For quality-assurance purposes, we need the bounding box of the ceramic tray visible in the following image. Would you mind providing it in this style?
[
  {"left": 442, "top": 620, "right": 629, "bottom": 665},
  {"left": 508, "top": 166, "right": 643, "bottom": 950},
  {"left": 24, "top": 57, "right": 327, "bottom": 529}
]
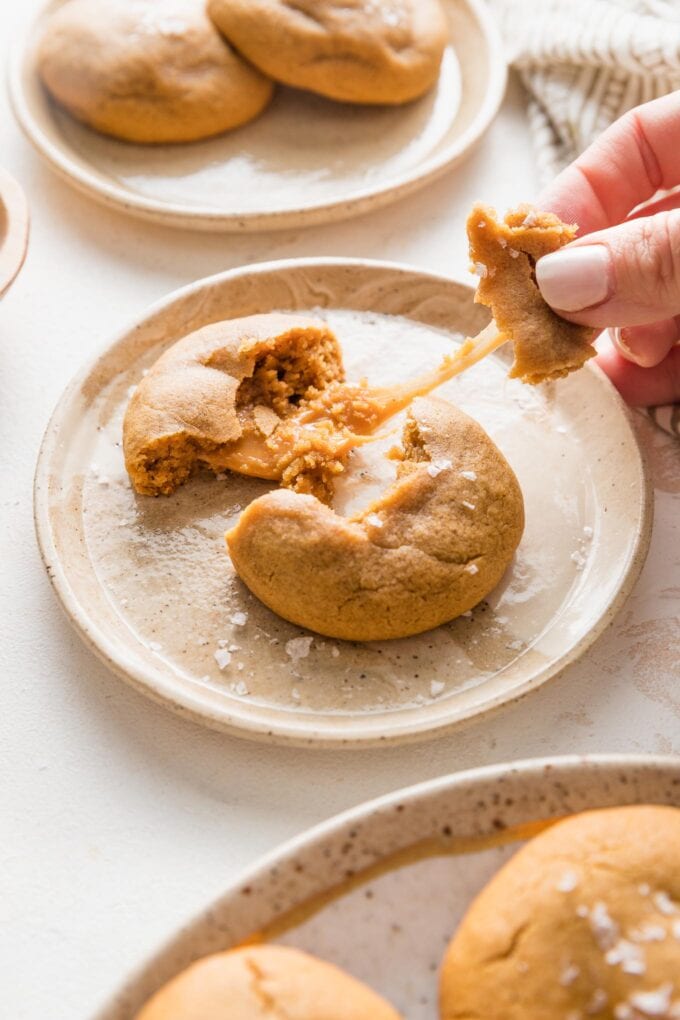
[
  {"left": 0, "top": 165, "right": 29, "bottom": 298},
  {"left": 10, "top": 0, "right": 506, "bottom": 231},
  {"left": 34, "top": 258, "right": 652, "bottom": 747},
  {"left": 92, "top": 754, "right": 680, "bottom": 1019}
]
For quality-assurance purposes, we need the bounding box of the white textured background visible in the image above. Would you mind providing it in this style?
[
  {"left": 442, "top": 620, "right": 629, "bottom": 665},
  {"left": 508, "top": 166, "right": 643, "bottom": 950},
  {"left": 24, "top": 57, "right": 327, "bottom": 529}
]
[{"left": 1, "top": 3, "right": 679, "bottom": 1018}]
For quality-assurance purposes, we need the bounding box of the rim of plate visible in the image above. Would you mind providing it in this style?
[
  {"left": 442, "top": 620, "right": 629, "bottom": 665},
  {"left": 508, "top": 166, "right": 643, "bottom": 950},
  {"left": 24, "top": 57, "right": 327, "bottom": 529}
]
[
  {"left": 0, "top": 165, "right": 29, "bottom": 298},
  {"left": 92, "top": 753, "right": 680, "bottom": 1020},
  {"left": 8, "top": 0, "right": 507, "bottom": 232},
  {"left": 33, "top": 258, "right": 654, "bottom": 747}
]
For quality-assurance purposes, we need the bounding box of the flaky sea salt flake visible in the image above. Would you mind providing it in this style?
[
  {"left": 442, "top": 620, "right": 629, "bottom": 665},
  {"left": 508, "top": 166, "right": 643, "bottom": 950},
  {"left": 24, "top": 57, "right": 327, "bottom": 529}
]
[
  {"left": 629, "top": 983, "right": 673, "bottom": 1016},
  {"left": 556, "top": 869, "right": 579, "bottom": 893},
  {"left": 605, "top": 938, "right": 645, "bottom": 974},
  {"left": 586, "top": 989, "right": 608, "bottom": 1015},
  {"left": 230, "top": 611, "right": 248, "bottom": 627},
  {"left": 214, "top": 648, "right": 232, "bottom": 670},
  {"left": 286, "top": 636, "right": 313, "bottom": 660},
  {"left": 427, "top": 458, "right": 452, "bottom": 478},
  {"left": 589, "top": 901, "right": 619, "bottom": 950},
  {"left": 653, "top": 891, "right": 678, "bottom": 916},
  {"left": 560, "top": 963, "right": 580, "bottom": 986}
]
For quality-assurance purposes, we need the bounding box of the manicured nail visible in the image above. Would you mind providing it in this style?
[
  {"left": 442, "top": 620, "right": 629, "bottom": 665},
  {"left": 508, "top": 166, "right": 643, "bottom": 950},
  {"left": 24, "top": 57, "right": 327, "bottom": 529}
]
[
  {"left": 536, "top": 245, "right": 613, "bottom": 312},
  {"left": 609, "top": 327, "right": 639, "bottom": 363}
]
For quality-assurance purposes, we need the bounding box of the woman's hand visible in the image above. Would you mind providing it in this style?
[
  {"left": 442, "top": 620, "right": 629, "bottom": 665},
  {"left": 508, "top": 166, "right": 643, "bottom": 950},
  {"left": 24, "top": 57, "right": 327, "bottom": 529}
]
[{"left": 534, "top": 90, "right": 680, "bottom": 406}]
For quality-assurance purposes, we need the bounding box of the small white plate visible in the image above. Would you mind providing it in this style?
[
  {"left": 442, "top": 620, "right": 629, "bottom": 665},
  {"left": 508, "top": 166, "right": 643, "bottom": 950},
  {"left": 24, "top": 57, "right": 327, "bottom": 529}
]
[
  {"left": 10, "top": 0, "right": 506, "bottom": 232},
  {"left": 34, "top": 259, "right": 652, "bottom": 747},
  {"left": 91, "top": 754, "right": 680, "bottom": 1020},
  {"left": 0, "top": 165, "right": 29, "bottom": 298}
]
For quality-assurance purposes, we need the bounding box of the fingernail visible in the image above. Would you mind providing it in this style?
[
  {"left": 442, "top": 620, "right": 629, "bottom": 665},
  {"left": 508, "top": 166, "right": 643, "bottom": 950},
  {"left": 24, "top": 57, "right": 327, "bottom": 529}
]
[
  {"left": 536, "top": 245, "right": 613, "bottom": 312},
  {"left": 609, "top": 327, "right": 642, "bottom": 364}
]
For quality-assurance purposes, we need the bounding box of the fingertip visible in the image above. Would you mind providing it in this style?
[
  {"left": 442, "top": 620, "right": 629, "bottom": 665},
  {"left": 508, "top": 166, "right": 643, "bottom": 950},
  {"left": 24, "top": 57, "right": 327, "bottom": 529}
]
[
  {"left": 609, "top": 321, "right": 680, "bottom": 368},
  {"left": 595, "top": 344, "right": 680, "bottom": 407}
]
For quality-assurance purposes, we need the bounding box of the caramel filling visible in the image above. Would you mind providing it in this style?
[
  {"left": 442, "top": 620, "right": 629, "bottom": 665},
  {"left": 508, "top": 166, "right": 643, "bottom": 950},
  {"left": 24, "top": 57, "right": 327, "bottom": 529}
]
[{"left": 211, "top": 323, "right": 505, "bottom": 499}]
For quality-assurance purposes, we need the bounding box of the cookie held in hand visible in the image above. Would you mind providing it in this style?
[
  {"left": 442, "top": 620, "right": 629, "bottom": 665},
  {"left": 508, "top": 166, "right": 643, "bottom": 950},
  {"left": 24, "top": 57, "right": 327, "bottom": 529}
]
[{"left": 467, "top": 204, "right": 597, "bottom": 384}]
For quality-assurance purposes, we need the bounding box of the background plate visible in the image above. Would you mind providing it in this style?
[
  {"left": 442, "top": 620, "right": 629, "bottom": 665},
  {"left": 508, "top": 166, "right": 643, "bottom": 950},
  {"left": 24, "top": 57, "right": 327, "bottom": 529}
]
[
  {"left": 92, "top": 754, "right": 680, "bottom": 1019},
  {"left": 10, "top": 0, "right": 506, "bottom": 231},
  {"left": 0, "top": 164, "right": 29, "bottom": 298},
  {"left": 34, "top": 259, "right": 652, "bottom": 747}
]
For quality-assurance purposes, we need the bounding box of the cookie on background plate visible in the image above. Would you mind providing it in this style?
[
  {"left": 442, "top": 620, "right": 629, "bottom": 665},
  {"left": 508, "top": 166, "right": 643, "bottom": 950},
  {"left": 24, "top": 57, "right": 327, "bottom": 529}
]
[
  {"left": 207, "top": 0, "right": 449, "bottom": 105},
  {"left": 135, "top": 944, "right": 402, "bottom": 1020},
  {"left": 37, "top": 0, "right": 274, "bottom": 143},
  {"left": 440, "top": 805, "right": 680, "bottom": 1020}
]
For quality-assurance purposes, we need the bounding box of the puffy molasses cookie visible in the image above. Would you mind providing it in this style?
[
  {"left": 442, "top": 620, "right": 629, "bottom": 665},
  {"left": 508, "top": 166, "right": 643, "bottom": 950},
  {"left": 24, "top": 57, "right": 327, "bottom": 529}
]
[
  {"left": 207, "top": 0, "right": 448, "bottom": 105},
  {"left": 227, "top": 395, "right": 524, "bottom": 641},
  {"left": 123, "top": 313, "right": 345, "bottom": 496},
  {"left": 440, "top": 805, "right": 680, "bottom": 1020},
  {"left": 467, "top": 204, "right": 597, "bottom": 384},
  {"left": 136, "top": 944, "right": 402, "bottom": 1020},
  {"left": 37, "top": 0, "right": 274, "bottom": 143}
]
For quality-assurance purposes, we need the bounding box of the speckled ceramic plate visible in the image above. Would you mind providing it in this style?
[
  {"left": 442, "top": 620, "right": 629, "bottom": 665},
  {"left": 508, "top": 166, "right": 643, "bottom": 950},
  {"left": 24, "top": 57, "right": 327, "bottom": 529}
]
[
  {"left": 34, "top": 259, "right": 652, "bottom": 747},
  {"left": 9, "top": 0, "right": 505, "bottom": 231},
  {"left": 0, "top": 165, "right": 29, "bottom": 298},
  {"left": 91, "top": 754, "right": 680, "bottom": 1019}
]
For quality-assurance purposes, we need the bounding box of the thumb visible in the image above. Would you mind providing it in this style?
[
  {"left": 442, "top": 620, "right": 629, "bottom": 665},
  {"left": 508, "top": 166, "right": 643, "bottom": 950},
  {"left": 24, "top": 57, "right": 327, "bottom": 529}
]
[{"left": 535, "top": 209, "right": 680, "bottom": 329}]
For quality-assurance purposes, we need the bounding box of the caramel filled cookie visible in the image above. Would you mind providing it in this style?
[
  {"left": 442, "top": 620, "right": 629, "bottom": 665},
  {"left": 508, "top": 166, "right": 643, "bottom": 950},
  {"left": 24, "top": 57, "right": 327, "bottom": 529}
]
[
  {"left": 227, "top": 396, "right": 524, "bottom": 641},
  {"left": 123, "top": 313, "right": 344, "bottom": 497}
]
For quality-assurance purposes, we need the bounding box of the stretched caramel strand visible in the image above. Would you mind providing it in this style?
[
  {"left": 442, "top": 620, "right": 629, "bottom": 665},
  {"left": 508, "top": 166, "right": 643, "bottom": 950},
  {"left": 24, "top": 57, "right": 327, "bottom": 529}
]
[{"left": 213, "top": 323, "right": 505, "bottom": 482}]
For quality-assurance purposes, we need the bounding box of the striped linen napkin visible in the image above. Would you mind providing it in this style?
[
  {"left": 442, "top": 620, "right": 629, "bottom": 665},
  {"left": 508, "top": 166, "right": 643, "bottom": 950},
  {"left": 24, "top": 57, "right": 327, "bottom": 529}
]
[{"left": 490, "top": 0, "right": 680, "bottom": 436}]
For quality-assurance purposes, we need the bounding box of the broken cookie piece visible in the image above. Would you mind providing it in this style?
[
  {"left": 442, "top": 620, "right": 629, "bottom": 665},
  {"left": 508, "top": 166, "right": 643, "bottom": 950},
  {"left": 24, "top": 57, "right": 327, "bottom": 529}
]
[
  {"left": 467, "top": 203, "right": 598, "bottom": 384},
  {"left": 226, "top": 396, "right": 524, "bottom": 642},
  {"left": 123, "top": 313, "right": 345, "bottom": 498}
]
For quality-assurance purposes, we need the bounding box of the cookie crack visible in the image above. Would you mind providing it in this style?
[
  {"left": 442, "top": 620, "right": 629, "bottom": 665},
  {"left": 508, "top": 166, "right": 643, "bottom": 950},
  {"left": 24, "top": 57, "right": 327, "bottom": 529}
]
[{"left": 245, "top": 957, "right": 293, "bottom": 1020}]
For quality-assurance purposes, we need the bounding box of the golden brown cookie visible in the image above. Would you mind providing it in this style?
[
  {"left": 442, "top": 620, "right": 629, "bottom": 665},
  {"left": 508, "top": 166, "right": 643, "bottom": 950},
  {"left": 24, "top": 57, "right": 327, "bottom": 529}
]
[
  {"left": 440, "top": 805, "right": 680, "bottom": 1020},
  {"left": 37, "top": 0, "right": 274, "bottom": 143},
  {"left": 467, "top": 204, "right": 597, "bottom": 384},
  {"left": 207, "top": 0, "right": 448, "bottom": 105},
  {"left": 123, "top": 313, "right": 344, "bottom": 496},
  {"left": 135, "top": 944, "right": 402, "bottom": 1020},
  {"left": 226, "top": 395, "right": 524, "bottom": 641}
]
